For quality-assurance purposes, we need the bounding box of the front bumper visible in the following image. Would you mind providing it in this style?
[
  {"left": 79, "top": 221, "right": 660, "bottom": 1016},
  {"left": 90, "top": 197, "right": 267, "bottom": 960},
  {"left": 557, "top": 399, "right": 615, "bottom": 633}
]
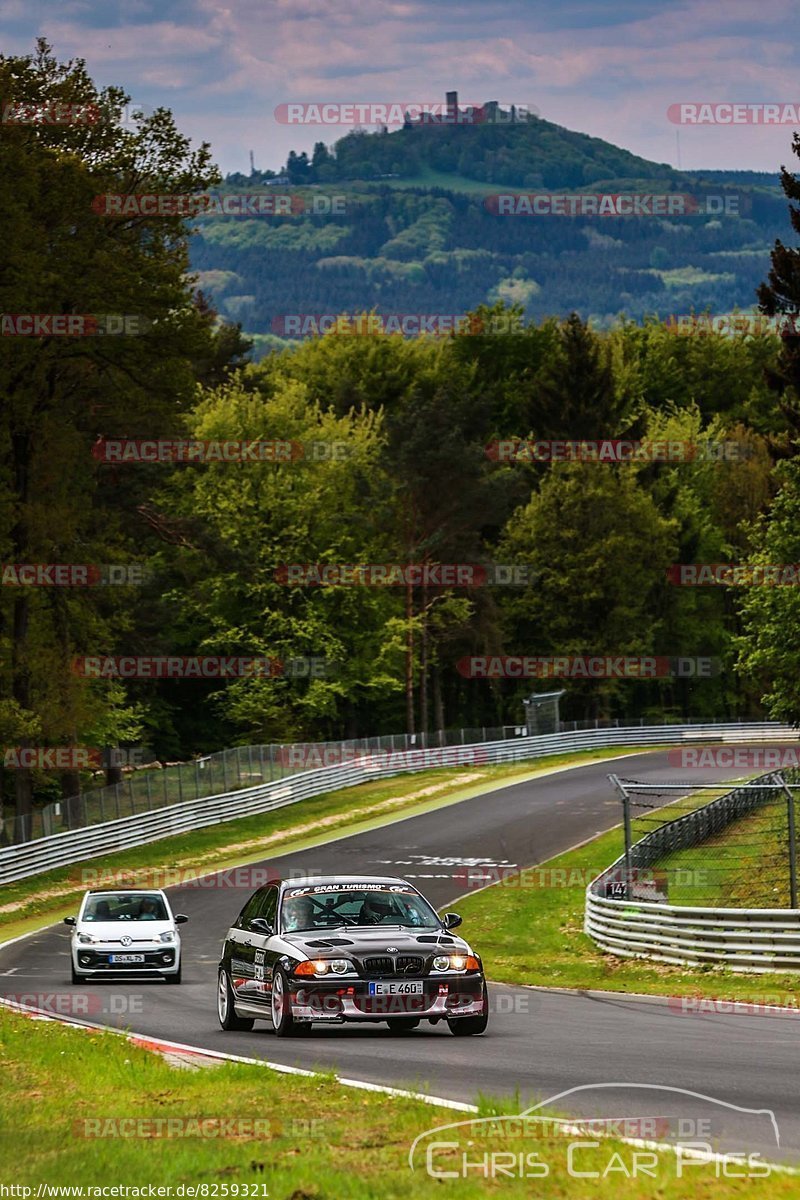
[
  {"left": 72, "top": 946, "right": 179, "bottom": 974},
  {"left": 289, "top": 976, "right": 485, "bottom": 1022}
]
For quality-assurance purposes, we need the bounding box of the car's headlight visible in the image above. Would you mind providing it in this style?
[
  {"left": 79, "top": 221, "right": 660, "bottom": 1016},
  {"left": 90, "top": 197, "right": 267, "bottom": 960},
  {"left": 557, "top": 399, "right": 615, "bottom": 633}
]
[
  {"left": 160, "top": 931, "right": 175, "bottom": 943},
  {"left": 294, "top": 958, "right": 352, "bottom": 976},
  {"left": 432, "top": 954, "right": 480, "bottom": 972},
  {"left": 77, "top": 933, "right": 98, "bottom": 945}
]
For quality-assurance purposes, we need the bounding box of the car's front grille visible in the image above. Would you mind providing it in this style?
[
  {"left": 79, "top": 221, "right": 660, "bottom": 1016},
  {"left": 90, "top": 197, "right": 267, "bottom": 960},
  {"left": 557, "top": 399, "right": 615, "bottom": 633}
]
[
  {"left": 362, "top": 955, "right": 425, "bottom": 976},
  {"left": 364, "top": 956, "right": 393, "bottom": 975},
  {"left": 396, "top": 956, "right": 424, "bottom": 974}
]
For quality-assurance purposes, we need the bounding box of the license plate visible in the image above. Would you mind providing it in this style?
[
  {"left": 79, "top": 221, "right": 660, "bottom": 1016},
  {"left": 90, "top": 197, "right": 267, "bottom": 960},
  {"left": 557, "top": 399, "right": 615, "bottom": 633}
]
[
  {"left": 368, "top": 980, "right": 423, "bottom": 995},
  {"left": 109, "top": 953, "right": 145, "bottom": 963}
]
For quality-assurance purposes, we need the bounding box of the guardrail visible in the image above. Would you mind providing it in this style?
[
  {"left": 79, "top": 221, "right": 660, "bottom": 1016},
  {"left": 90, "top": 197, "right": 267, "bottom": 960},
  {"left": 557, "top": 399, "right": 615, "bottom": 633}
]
[
  {"left": 1, "top": 721, "right": 796, "bottom": 886},
  {"left": 585, "top": 765, "right": 800, "bottom": 972}
]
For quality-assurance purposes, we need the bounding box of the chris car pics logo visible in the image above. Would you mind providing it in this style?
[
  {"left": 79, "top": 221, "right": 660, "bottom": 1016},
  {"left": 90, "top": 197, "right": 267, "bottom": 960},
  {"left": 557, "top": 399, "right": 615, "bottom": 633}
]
[{"left": 408, "top": 1084, "right": 778, "bottom": 1181}]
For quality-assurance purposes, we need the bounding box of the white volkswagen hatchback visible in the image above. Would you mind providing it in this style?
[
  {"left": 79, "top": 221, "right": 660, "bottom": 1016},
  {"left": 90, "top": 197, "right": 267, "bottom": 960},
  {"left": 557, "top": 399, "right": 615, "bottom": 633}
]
[{"left": 65, "top": 889, "right": 188, "bottom": 984}]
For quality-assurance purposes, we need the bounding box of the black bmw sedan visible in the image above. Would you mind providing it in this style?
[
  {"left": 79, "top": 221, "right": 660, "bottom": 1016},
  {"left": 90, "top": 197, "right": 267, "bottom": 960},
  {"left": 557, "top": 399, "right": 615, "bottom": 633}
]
[{"left": 216, "top": 875, "right": 488, "bottom": 1037}]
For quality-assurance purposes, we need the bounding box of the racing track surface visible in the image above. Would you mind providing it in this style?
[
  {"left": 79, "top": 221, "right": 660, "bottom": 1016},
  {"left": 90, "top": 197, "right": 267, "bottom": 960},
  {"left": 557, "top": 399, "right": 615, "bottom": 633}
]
[{"left": 2, "top": 747, "right": 799, "bottom": 1163}]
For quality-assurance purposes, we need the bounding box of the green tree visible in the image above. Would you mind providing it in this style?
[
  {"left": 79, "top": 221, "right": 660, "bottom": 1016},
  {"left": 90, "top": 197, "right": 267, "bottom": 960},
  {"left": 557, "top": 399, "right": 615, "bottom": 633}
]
[
  {"left": 498, "top": 464, "right": 677, "bottom": 720},
  {"left": 0, "top": 41, "right": 224, "bottom": 830}
]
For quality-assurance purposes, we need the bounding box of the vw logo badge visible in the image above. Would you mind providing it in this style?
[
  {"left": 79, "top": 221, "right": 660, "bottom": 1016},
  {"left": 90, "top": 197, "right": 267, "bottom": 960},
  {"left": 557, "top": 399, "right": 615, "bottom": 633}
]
[{"left": 120, "top": 935, "right": 132, "bottom": 947}]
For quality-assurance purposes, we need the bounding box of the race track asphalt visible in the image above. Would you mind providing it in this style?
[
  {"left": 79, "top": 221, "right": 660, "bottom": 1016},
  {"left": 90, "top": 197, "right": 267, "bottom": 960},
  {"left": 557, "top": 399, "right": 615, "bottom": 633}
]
[{"left": 2, "top": 747, "right": 798, "bottom": 1164}]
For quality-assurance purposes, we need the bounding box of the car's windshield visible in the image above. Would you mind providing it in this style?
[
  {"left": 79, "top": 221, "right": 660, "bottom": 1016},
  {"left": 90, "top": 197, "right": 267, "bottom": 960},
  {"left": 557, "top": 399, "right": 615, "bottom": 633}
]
[
  {"left": 281, "top": 886, "right": 439, "bottom": 932},
  {"left": 83, "top": 893, "right": 168, "bottom": 922}
]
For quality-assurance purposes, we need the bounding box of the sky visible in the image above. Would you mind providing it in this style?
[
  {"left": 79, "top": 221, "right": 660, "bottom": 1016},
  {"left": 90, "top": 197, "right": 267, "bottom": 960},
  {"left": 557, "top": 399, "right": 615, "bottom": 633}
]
[{"left": 1, "top": 0, "right": 798, "bottom": 178}]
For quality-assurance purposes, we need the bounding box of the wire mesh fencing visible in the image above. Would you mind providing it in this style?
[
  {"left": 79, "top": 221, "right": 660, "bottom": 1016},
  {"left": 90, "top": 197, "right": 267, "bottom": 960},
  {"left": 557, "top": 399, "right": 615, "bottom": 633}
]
[
  {"left": 0, "top": 723, "right": 533, "bottom": 845},
  {"left": 602, "top": 767, "right": 800, "bottom": 908}
]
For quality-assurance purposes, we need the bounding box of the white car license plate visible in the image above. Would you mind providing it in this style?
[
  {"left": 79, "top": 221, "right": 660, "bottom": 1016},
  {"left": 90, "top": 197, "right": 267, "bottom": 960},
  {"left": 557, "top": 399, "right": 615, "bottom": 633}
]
[
  {"left": 368, "top": 980, "right": 423, "bottom": 996},
  {"left": 109, "top": 953, "right": 145, "bottom": 963}
]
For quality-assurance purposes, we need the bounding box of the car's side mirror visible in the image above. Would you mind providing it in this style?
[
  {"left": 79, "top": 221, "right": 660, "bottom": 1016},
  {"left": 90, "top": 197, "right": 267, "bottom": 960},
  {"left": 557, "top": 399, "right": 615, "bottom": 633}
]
[
  {"left": 443, "top": 912, "right": 462, "bottom": 930},
  {"left": 249, "top": 917, "right": 273, "bottom": 935},
  {"left": 174, "top": 914, "right": 189, "bottom": 924},
  {"left": 63, "top": 916, "right": 76, "bottom": 926}
]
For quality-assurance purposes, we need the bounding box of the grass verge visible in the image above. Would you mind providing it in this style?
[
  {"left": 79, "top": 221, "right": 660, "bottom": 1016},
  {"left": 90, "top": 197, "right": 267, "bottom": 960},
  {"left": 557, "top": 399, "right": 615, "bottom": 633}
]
[
  {"left": 457, "top": 793, "right": 800, "bottom": 1004},
  {"left": 0, "top": 1006, "right": 793, "bottom": 1195},
  {"left": 0, "top": 747, "right": 655, "bottom": 944}
]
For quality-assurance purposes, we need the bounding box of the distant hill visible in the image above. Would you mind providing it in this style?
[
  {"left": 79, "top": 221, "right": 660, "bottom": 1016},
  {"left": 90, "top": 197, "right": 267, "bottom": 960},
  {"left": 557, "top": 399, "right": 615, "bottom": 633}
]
[{"left": 192, "top": 102, "right": 788, "bottom": 354}]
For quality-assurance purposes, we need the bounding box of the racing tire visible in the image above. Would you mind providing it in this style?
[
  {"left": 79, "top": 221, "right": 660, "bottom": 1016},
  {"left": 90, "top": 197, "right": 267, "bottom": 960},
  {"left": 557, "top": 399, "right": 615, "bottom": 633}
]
[
  {"left": 270, "top": 966, "right": 300, "bottom": 1037},
  {"left": 164, "top": 964, "right": 182, "bottom": 984},
  {"left": 447, "top": 983, "right": 489, "bottom": 1037},
  {"left": 70, "top": 963, "right": 81, "bottom": 984},
  {"left": 217, "top": 967, "right": 254, "bottom": 1031}
]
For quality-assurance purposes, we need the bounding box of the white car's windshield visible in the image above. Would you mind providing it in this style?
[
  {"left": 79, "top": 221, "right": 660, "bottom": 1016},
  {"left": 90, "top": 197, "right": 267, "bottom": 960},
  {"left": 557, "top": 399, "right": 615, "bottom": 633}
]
[
  {"left": 83, "top": 893, "right": 168, "bottom": 922},
  {"left": 281, "top": 886, "right": 439, "bottom": 932}
]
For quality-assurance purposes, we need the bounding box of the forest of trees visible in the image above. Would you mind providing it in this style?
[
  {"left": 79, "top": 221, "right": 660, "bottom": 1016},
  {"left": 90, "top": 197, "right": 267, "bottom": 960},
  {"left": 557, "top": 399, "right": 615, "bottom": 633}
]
[
  {"left": 193, "top": 180, "right": 787, "bottom": 347},
  {"left": 4, "top": 43, "right": 800, "bottom": 831}
]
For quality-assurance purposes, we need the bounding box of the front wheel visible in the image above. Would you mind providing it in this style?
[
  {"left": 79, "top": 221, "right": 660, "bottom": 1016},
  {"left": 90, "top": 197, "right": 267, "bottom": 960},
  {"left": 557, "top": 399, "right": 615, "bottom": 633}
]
[
  {"left": 447, "top": 983, "right": 489, "bottom": 1037},
  {"left": 270, "top": 966, "right": 300, "bottom": 1037},
  {"left": 217, "top": 967, "right": 254, "bottom": 1031}
]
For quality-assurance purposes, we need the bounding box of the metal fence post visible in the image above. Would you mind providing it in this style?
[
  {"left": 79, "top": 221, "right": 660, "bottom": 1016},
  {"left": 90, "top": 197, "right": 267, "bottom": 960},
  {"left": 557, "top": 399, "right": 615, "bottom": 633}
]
[
  {"left": 780, "top": 774, "right": 798, "bottom": 908},
  {"left": 222, "top": 751, "right": 228, "bottom": 793},
  {"left": 609, "top": 774, "right": 633, "bottom": 899}
]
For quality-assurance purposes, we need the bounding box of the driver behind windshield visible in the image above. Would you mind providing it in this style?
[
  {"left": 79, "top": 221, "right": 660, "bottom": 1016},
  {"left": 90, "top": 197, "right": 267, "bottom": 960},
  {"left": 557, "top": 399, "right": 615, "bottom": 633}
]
[
  {"left": 138, "top": 897, "right": 160, "bottom": 920},
  {"left": 282, "top": 895, "right": 318, "bottom": 932}
]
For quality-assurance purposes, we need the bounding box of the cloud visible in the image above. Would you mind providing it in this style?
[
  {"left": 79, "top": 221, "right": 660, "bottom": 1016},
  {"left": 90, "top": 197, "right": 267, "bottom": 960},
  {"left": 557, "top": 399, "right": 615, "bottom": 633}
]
[{"left": 1, "top": 0, "right": 797, "bottom": 172}]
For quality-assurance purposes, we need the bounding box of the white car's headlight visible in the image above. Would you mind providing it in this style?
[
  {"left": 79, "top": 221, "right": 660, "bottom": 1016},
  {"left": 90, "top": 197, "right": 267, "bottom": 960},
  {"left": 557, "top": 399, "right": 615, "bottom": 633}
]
[
  {"left": 160, "top": 931, "right": 175, "bottom": 943},
  {"left": 77, "top": 933, "right": 98, "bottom": 945}
]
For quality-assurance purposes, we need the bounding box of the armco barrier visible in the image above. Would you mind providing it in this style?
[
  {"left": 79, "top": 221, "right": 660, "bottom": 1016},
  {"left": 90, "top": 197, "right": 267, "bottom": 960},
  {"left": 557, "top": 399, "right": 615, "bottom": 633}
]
[
  {"left": 585, "top": 765, "right": 800, "bottom": 972},
  {"left": 0, "top": 722, "right": 796, "bottom": 886}
]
